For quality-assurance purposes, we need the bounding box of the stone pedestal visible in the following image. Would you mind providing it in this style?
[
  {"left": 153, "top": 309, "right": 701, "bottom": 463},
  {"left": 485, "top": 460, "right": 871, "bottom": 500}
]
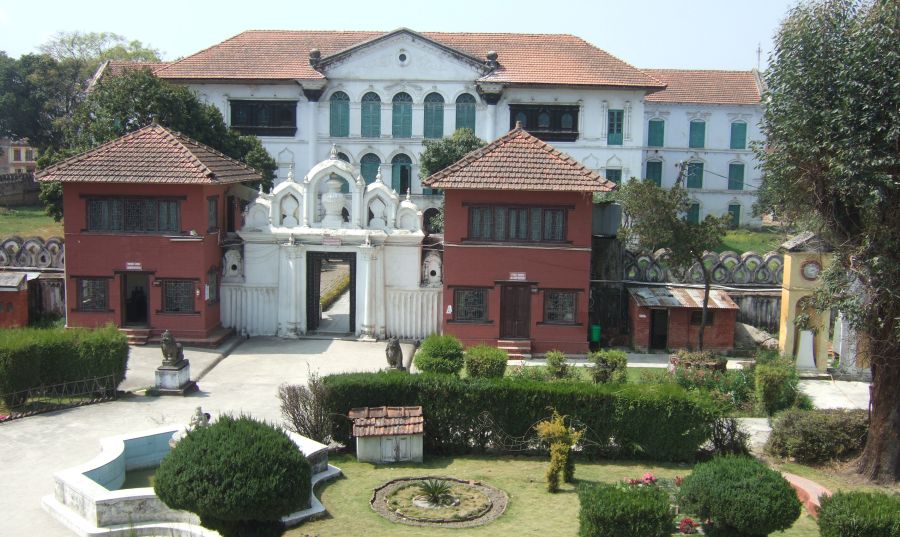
[{"left": 154, "top": 360, "right": 196, "bottom": 395}]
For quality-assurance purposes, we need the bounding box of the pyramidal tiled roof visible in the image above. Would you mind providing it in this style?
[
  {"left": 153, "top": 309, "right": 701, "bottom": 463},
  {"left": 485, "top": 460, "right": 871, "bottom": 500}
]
[
  {"left": 423, "top": 127, "right": 616, "bottom": 192},
  {"left": 36, "top": 125, "right": 261, "bottom": 185},
  {"left": 155, "top": 29, "right": 665, "bottom": 89},
  {"left": 643, "top": 69, "right": 761, "bottom": 105}
]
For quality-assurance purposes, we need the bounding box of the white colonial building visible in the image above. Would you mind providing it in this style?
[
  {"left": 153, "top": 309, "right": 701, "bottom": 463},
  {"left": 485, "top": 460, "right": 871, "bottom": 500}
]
[
  {"left": 641, "top": 69, "right": 765, "bottom": 228},
  {"left": 147, "top": 29, "right": 663, "bottom": 219}
]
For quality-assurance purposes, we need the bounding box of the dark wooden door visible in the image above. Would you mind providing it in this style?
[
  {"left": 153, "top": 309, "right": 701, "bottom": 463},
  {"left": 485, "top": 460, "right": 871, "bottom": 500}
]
[
  {"left": 650, "top": 309, "right": 668, "bottom": 350},
  {"left": 500, "top": 285, "right": 531, "bottom": 339}
]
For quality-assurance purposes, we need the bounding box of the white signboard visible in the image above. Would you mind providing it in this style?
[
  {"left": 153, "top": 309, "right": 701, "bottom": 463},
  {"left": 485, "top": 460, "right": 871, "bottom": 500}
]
[{"left": 126, "top": 262, "right": 142, "bottom": 271}]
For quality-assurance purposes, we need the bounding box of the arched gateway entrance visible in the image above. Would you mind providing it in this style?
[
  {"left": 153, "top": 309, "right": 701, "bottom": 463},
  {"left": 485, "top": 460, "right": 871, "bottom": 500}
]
[{"left": 219, "top": 150, "right": 442, "bottom": 340}]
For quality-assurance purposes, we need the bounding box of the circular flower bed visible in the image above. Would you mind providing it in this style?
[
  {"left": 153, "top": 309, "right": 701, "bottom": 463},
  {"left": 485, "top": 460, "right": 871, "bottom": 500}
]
[{"left": 371, "top": 476, "right": 508, "bottom": 528}]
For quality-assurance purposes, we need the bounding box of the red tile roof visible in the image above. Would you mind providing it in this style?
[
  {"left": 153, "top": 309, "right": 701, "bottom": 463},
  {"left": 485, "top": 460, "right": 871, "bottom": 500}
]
[
  {"left": 642, "top": 69, "right": 761, "bottom": 105},
  {"left": 36, "top": 125, "right": 262, "bottom": 185},
  {"left": 349, "top": 406, "right": 424, "bottom": 437},
  {"left": 103, "top": 60, "right": 169, "bottom": 76},
  {"left": 156, "top": 29, "right": 664, "bottom": 89},
  {"left": 423, "top": 126, "right": 617, "bottom": 192}
]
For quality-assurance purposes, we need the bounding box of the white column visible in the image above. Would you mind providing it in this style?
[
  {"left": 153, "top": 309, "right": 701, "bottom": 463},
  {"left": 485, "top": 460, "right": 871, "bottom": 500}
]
[
  {"left": 381, "top": 102, "right": 391, "bottom": 138},
  {"left": 411, "top": 103, "right": 424, "bottom": 138},
  {"left": 306, "top": 100, "right": 318, "bottom": 169},
  {"left": 349, "top": 102, "right": 361, "bottom": 138},
  {"left": 600, "top": 100, "right": 609, "bottom": 140},
  {"left": 624, "top": 101, "right": 633, "bottom": 142},
  {"left": 485, "top": 104, "right": 497, "bottom": 140},
  {"left": 357, "top": 244, "right": 376, "bottom": 340}
]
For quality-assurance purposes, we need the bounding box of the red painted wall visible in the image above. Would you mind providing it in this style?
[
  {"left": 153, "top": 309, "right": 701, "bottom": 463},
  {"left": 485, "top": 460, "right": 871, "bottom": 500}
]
[
  {"left": 629, "top": 295, "right": 736, "bottom": 352},
  {"left": 0, "top": 288, "right": 29, "bottom": 327},
  {"left": 441, "top": 189, "right": 595, "bottom": 355},
  {"left": 63, "top": 182, "right": 228, "bottom": 340}
]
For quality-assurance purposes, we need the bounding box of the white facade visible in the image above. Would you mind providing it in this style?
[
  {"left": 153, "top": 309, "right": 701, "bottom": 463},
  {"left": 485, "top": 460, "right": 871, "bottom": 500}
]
[
  {"left": 220, "top": 152, "right": 442, "bottom": 339},
  {"left": 642, "top": 101, "right": 764, "bottom": 228},
  {"left": 185, "top": 32, "right": 649, "bottom": 210}
]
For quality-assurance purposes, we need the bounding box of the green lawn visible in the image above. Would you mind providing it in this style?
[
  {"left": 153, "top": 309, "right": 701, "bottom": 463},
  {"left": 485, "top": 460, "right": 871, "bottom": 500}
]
[
  {"left": 718, "top": 227, "right": 786, "bottom": 254},
  {"left": 0, "top": 206, "right": 62, "bottom": 238},
  {"left": 290, "top": 453, "right": 820, "bottom": 537}
]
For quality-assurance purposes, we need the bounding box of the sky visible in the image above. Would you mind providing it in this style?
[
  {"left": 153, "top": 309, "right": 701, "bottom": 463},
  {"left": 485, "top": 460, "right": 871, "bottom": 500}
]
[{"left": 0, "top": 0, "right": 799, "bottom": 70}]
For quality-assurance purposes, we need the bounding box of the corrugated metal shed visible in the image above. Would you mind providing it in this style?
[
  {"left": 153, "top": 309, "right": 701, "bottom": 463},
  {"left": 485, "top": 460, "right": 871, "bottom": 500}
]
[
  {"left": 628, "top": 286, "right": 738, "bottom": 310},
  {"left": 349, "top": 406, "right": 424, "bottom": 438}
]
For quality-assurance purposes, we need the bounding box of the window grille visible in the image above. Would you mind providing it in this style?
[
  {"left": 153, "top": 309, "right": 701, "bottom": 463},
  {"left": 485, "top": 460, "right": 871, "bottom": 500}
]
[
  {"left": 78, "top": 279, "right": 108, "bottom": 311},
  {"left": 544, "top": 290, "right": 576, "bottom": 323},
  {"left": 163, "top": 280, "right": 195, "bottom": 313},
  {"left": 454, "top": 288, "right": 487, "bottom": 321}
]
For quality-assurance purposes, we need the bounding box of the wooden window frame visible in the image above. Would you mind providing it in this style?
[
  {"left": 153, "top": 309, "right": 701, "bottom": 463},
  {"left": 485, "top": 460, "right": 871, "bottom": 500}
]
[
  {"left": 607, "top": 109, "right": 624, "bottom": 145},
  {"left": 647, "top": 118, "right": 665, "bottom": 147},
  {"left": 466, "top": 204, "right": 568, "bottom": 243},
  {"left": 229, "top": 100, "right": 297, "bottom": 137},
  {"left": 508, "top": 104, "right": 580, "bottom": 142},
  {"left": 207, "top": 196, "right": 219, "bottom": 232},
  {"left": 160, "top": 279, "right": 197, "bottom": 314},
  {"left": 423, "top": 93, "right": 445, "bottom": 139},
  {"left": 646, "top": 160, "right": 663, "bottom": 186},
  {"left": 76, "top": 278, "right": 110, "bottom": 312},
  {"left": 206, "top": 267, "right": 219, "bottom": 304},
  {"left": 361, "top": 92, "right": 381, "bottom": 138},
  {"left": 85, "top": 197, "right": 181, "bottom": 234},
  {"left": 730, "top": 121, "right": 747, "bottom": 150},
  {"left": 689, "top": 120, "right": 706, "bottom": 149},
  {"left": 686, "top": 162, "right": 704, "bottom": 189},
  {"left": 329, "top": 91, "right": 350, "bottom": 138},
  {"left": 455, "top": 93, "right": 476, "bottom": 132},
  {"left": 392, "top": 93, "right": 413, "bottom": 139},
  {"left": 728, "top": 162, "right": 745, "bottom": 190},
  {"left": 453, "top": 287, "right": 489, "bottom": 323},
  {"left": 543, "top": 289, "right": 578, "bottom": 325}
]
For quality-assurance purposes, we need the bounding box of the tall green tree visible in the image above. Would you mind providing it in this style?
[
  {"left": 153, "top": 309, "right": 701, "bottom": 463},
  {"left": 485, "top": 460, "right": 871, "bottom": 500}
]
[
  {"left": 40, "top": 69, "right": 275, "bottom": 220},
  {"left": 418, "top": 128, "right": 486, "bottom": 231},
  {"left": 616, "top": 170, "right": 728, "bottom": 351},
  {"left": 757, "top": 0, "right": 899, "bottom": 482}
]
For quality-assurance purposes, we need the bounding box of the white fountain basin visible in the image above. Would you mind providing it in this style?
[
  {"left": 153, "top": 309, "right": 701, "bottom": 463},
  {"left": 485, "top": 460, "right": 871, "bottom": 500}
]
[{"left": 42, "top": 425, "right": 340, "bottom": 537}]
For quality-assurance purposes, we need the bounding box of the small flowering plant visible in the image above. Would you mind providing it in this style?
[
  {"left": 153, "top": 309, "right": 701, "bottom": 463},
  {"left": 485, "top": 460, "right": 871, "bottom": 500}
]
[
  {"left": 622, "top": 472, "right": 659, "bottom": 486},
  {"left": 678, "top": 517, "right": 699, "bottom": 534}
]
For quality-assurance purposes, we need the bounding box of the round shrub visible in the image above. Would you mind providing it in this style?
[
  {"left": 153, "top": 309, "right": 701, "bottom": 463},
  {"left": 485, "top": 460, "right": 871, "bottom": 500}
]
[
  {"left": 818, "top": 490, "right": 900, "bottom": 537},
  {"left": 578, "top": 482, "right": 673, "bottom": 537},
  {"left": 755, "top": 361, "right": 799, "bottom": 415},
  {"left": 545, "top": 350, "right": 570, "bottom": 379},
  {"left": 414, "top": 334, "right": 464, "bottom": 375},
  {"left": 766, "top": 409, "right": 868, "bottom": 463},
  {"left": 677, "top": 455, "right": 800, "bottom": 537},
  {"left": 464, "top": 344, "right": 507, "bottom": 378},
  {"left": 154, "top": 415, "right": 311, "bottom": 537},
  {"left": 589, "top": 349, "right": 628, "bottom": 384}
]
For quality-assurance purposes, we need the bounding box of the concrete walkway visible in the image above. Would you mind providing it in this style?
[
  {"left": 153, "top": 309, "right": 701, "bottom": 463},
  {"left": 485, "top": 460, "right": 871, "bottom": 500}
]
[
  {"left": 0, "top": 337, "right": 388, "bottom": 537},
  {"left": 318, "top": 290, "right": 350, "bottom": 334}
]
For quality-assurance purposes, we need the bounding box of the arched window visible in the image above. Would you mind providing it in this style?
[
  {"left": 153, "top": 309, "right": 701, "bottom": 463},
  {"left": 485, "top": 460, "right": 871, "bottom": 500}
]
[
  {"left": 336, "top": 152, "right": 350, "bottom": 162},
  {"left": 329, "top": 91, "right": 349, "bottom": 137},
  {"left": 391, "top": 154, "right": 413, "bottom": 194},
  {"left": 515, "top": 111, "right": 527, "bottom": 127},
  {"left": 361, "top": 153, "right": 381, "bottom": 184},
  {"left": 455, "top": 93, "right": 476, "bottom": 132},
  {"left": 538, "top": 112, "right": 551, "bottom": 129},
  {"left": 392, "top": 92, "right": 412, "bottom": 138},
  {"left": 424, "top": 93, "right": 445, "bottom": 139},
  {"left": 361, "top": 92, "right": 381, "bottom": 138}
]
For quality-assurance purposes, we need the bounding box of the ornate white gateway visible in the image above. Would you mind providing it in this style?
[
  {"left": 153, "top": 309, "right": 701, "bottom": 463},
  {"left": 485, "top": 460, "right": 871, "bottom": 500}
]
[{"left": 220, "top": 149, "right": 442, "bottom": 340}]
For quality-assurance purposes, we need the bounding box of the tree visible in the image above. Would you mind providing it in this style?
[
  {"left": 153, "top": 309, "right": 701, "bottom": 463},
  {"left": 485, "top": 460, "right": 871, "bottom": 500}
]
[
  {"left": 616, "top": 172, "right": 728, "bottom": 351},
  {"left": 154, "top": 415, "right": 311, "bottom": 537},
  {"left": 418, "top": 128, "right": 487, "bottom": 231},
  {"left": 756, "top": 0, "right": 899, "bottom": 483},
  {"left": 40, "top": 68, "right": 276, "bottom": 220}
]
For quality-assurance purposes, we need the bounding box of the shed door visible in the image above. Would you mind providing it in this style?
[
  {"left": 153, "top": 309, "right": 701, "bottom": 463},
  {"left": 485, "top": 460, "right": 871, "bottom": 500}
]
[
  {"left": 381, "top": 436, "right": 410, "bottom": 462},
  {"left": 500, "top": 284, "right": 531, "bottom": 339}
]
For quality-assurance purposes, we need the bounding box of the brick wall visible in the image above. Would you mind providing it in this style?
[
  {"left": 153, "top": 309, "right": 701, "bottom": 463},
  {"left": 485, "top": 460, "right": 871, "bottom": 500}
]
[
  {"left": 0, "top": 288, "right": 29, "bottom": 327},
  {"left": 628, "top": 295, "right": 736, "bottom": 352}
]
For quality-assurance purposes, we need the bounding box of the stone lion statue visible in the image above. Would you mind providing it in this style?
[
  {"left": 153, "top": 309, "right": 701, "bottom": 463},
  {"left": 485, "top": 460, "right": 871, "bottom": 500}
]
[
  {"left": 160, "top": 329, "right": 184, "bottom": 366},
  {"left": 385, "top": 337, "right": 402, "bottom": 369}
]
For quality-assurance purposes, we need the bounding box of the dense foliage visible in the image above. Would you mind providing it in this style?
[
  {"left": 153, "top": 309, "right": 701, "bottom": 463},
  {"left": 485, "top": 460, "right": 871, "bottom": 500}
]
[
  {"left": 0, "top": 325, "right": 128, "bottom": 404},
  {"left": 413, "top": 334, "right": 465, "bottom": 375},
  {"left": 545, "top": 350, "right": 571, "bottom": 379},
  {"left": 757, "top": 0, "right": 900, "bottom": 482},
  {"left": 154, "top": 415, "right": 311, "bottom": 537},
  {"left": 754, "top": 360, "right": 800, "bottom": 415},
  {"left": 817, "top": 490, "right": 900, "bottom": 537},
  {"left": 677, "top": 456, "right": 800, "bottom": 537},
  {"left": 536, "top": 410, "right": 583, "bottom": 492},
  {"left": 324, "top": 371, "right": 719, "bottom": 461},
  {"left": 418, "top": 128, "right": 487, "bottom": 231},
  {"left": 615, "top": 178, "right": 728, "bottom": 350},
  {"left": 577, "top": 482, "right": 673, "bottom": 537},
  {"left": 766, "top": 409, "right": 868, "bottom": 463},
  {"left": 589, "top": 349, "right": 628, "bottom": 384},
  {"left": 463, "top": 344, "right": 508, "bottom": 378}
]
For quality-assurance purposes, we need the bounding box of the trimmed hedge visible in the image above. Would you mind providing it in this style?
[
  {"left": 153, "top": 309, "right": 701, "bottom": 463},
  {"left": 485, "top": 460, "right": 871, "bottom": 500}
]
[
  {"left": 755, "top": 360, "right": 799, "bottom": 415},
  {"left": 766, "top": 409, "right": 868, "bottom": 463},
  {"left": 324, "top": 372, "right": 720, "bottom": 461},
  {"left": 578, "top": 482, "right": 673, "bottom": 537},
  {"left": 413, "top": 334, "right": 464, "bottom": 375},
  {"left": 818, "top": 491, "right": 900, "bottom": 537},
  {"left": 0, "top": 325, "right": 129, "bottom": 403},
  {"left": 464, "top": 345, "right": 507, "bottom": 378},
  {"left": 677, "top": 455, "right": 800, "bottom": 537},
  {"left": 589, "top": 349, "right": 627, "bottom": 384}
]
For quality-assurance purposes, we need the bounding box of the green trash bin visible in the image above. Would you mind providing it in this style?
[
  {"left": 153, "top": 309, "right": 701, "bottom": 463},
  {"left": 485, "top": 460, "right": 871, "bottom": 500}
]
[{"left": 590, "top": 324, "right": 601, "bottom": 344}]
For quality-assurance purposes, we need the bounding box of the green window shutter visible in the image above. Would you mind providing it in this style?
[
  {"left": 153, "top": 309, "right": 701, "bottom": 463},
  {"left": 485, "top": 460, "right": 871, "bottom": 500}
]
[
  {"left": 424, "top": 93, "right": 444, "bottom": 139},
  {"left": 728, "top": 163, "right": 745, "bottom": 190},
  {"left": 646, "top": 161, "right": 662, "bottom": 186},
  {"left": 360, "top": 153, "right": 381, "bottom": 184},
  {"left": 361, "top": 92, "right": 381, "bottom": 138},
  {"left": 391, "top": 155, "right": 412, "bottom": 193},
  {"left": 730, "top": 122, "right": 747, "bottom": 149},
  {"left": 456, "top": 94, "right": 476, "bottom": 132},
  {"left": 608, "top": 109, "right": 623, "bottom": 145},
  {"left": 687, "top": 203, "right": 700, "bottom": 224},
  {"left": 647, "top": 119, "right": 664, "bottom": 147},
  {"left": 392, "top": 93, "right": 412, "bottom": 138},
  {"left": 686, "top": 162, "right": 703, "bottom": 188},
  {"left": 329, "top": 92, "right": 349, "bottom": 137},
  {"left": 605, "top": 169, "right": 622, "bottom": 182},
  {"left": 689, "top": 120, "right": 705, "bottom": 148},
  {"left": 728, "top": 204, "right": 741, "bottom": 228}
]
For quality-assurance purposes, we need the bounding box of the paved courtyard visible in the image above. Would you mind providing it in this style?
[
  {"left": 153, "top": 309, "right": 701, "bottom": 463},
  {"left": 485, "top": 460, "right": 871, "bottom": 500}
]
[
  {"left": 0, "top": 337, "right": 386, "bottom": 537},
  {"left": 0, "top": 337, "right": 873, "bottom": 537}
]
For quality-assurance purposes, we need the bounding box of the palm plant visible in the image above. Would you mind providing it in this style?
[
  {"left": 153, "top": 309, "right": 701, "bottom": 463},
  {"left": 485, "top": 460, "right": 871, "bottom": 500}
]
[{"left": 417, "top": 479, "right": 452, "bottom": 504}]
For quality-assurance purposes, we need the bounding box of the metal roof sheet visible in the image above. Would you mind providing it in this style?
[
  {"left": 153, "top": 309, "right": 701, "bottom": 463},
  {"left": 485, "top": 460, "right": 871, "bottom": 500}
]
[{"left": 628, "top": 286, "right": 738, "bottom": 310}]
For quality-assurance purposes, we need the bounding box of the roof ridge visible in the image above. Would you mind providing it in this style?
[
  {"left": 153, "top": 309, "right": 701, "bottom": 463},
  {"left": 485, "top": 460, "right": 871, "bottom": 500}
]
[
  {"left": 155, "top": 31, "right": 251, "bottom": 75},
  {"left": 154, "top": 126, "right": 216, "bottom": 178},
  {"left": 644, "top": 67, "right": 754, "bottom": 73},
  {"left": 167, "top": 129, "right": 260, "bottom": 176},
  {"left": 36, "top": 127, "right": 154, "bottom": 178}
]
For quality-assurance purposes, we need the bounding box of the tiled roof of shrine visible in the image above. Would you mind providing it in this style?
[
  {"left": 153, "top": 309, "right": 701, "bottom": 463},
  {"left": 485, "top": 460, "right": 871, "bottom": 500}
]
[
  {"left": 154, "top": 29, "right": 665, "bottom": 89},
  {"left": 36, "top": 125, "right": 261, "bottom": 185},
  {"left": 423, "top": 126, "right": 616, "bottom": 192},
  {"left": 350, "top": 406, "right": 424, "bottom": 437}
]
